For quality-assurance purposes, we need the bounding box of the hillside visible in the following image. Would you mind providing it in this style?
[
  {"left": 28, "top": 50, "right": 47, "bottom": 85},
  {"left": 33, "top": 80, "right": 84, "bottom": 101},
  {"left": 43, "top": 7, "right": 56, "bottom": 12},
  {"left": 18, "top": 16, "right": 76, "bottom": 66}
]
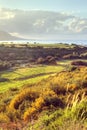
[
  {"left": 0, "top": 66, "right": 87, "bottom": 129},
  {"left": 0, "top": 43, "right": 87, "bottom": 67},
  {"left": 0, "top": 31, "right": 24, "bottom": 41},
  {"left": 0, "top": 43, "right": 87, "bottom": 130}
]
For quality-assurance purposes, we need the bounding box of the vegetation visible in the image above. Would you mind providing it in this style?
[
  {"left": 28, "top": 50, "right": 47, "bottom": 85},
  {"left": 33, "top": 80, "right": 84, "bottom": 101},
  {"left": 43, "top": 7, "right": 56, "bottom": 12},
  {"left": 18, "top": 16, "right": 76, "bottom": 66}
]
[
  {"left": 0, "top": 43, "right": 87, "bottom": 129},
  {"left": 0, "top": 65, "right": 63, "bottom": 92},
  {"left": 71, "top": 60, "right": 87, "bottom": 66}
]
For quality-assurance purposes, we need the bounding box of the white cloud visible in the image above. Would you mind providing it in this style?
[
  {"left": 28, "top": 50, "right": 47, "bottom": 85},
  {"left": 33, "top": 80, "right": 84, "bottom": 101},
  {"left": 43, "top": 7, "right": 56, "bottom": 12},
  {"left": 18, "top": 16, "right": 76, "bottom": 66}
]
[
  {"left": 69, "top": 18, "right": 87, "bottom": 33},
  {"left": 0, "top": 8, "right": 15, "bottom": 19},
  {"left": 0, "top": 8, "right": 87, "bottom": 40},
  {"left": 9, "top": 32, "right": 21, "bottom": 37}
]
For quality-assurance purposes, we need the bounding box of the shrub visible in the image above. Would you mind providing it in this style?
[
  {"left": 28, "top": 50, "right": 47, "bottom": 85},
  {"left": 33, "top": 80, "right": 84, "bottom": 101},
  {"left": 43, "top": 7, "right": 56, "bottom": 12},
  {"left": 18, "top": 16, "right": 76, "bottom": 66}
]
[
  {"left": 9, "top": 87, "right": 19, "bottom": 92},
  {"left": 9, "top": 88, "right": 39, "bottom": 109},
  {"left": 71, "top": 60, "right": 87, "bottom": 66},
  {"left": 23, "top": 107, "right": 37, "bottom": 121},
  {"left": 32, "top": 97, "right": 45, "bottom": 110},
  {"left": 0, "top": 104, "right": 6, "bottom": 112},
  {"left": 6, "top": 109, "right": 21, "bottom": 122},
  {"left": 0, "top": 62, "right": 11, "bottom": 71},
  {"left": 63, "top": 54, "right": 79, "bottom": 59},
  {"left": 82, "top": 80, "right": 87, "bottom": 88},
  {"left": 66, "top": 83, "right": 78, "bottom": 92},
  {"left": 45, "top": 96, "right": 64, "bottom": 108},
  {"left": 66, "top": 65, "right": 78, "bottom": 72},
  {"left": 36, "top": 57, "right": 44, "bottom": 64},
  {"left": 0, "top": 113, "right": 10, "bottom": 123},
  {"left": 50, "top": 83, "right": 66, "bottom": 95},
  {"left": 41, "top": 89, "right": 64, "bottom": 108},
  {"left": 0, "top": 78, "right": 9, "bottom": 82},
  {"left": 36, "top": 56, "right": 57, "bottom": 65},
  {"left": 23, "top": 97, "right": 45, "bottom": 121}
]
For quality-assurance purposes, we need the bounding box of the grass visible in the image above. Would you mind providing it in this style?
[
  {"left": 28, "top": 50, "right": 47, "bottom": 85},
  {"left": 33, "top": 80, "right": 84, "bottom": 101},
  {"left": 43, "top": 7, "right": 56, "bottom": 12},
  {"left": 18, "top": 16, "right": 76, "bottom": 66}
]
[
  {"left": 27, "top": 105, "right": 87, "bottom": 130},
  {"left": 0, "top": 65, "right": 64, "bottom": 92},
  {"left": 27, "top": 94, "right": 87, "bottom": 130},
  {"left": 0, "top": 75, "right": 50, "bottom": 93},
  {"left": 29, "top": 43, "right": 70, "bottom": 48},
  {"left": 1, "top": 65, "right": 63, "bottom": 80},
  {"left": 0, "top": 42, "right": 73, "bottom": 49},
  {"left": 24, "top": 43, "right": 80, "bottom": 49},
  {"left": 0, "top": 60, "right": 87, "bottom": 129}
]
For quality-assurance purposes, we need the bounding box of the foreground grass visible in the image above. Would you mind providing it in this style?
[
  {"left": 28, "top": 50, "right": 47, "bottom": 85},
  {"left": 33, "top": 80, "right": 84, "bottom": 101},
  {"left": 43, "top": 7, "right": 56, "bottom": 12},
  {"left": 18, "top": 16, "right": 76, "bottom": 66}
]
[
  {"left": 28, "top": 106, "right": 87, "bottom": 130},
  {"left": 0, "top": 60, "right": 87, "bottom": 130},
  {"left": 0, "top": 66, "right": 87, "bottom": 130}
]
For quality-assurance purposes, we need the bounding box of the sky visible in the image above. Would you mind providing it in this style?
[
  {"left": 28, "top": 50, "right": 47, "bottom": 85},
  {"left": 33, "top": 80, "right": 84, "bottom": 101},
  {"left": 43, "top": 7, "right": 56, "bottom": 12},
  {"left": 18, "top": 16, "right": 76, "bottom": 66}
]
[{"left": 0, "top": 0, "right": 87, "bottom": 41}]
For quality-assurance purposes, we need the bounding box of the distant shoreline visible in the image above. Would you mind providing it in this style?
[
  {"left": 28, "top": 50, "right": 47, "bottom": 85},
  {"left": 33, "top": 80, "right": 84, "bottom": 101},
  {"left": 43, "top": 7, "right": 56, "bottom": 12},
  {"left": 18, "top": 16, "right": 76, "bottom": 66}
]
[{"left": 0, "top": 39, "right": 87, "bottom": 45}]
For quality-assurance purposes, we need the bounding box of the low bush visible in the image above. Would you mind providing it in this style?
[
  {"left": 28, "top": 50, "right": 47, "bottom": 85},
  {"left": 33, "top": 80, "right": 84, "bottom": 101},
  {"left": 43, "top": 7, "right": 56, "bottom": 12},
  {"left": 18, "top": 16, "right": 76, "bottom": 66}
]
[
  {"left": 24, "top": 97, "right": 44, "bottom": 121},
  {"left": 36, "top": 56, "right": 57, "bottom": 65},
  {"left": 0, "top": 113, "right": 10, "bottom": 123},
  {"left": 9, "top": 88, "right": 39, "bottom": 109},
  {"left": 66, "top": 65, "right": 78, "bottom": 72},
  {"left": 0, "top": 78, "right": 9, "bottom": 82},
  {"left": 0, "top": 62, "right": 11, "bottom": 71},
  {"left": 50, "top": 83, "right": 66, "bottom": 95},
  {"left": 71, "top": 60, "right": 87, "bottom": 66}
]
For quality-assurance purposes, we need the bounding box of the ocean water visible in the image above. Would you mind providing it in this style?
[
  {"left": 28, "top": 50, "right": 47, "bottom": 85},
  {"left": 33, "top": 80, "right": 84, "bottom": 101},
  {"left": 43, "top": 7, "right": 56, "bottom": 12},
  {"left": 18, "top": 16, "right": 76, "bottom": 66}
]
[{"left": 0, "top": 39, "right": 87, "bottom": 46}]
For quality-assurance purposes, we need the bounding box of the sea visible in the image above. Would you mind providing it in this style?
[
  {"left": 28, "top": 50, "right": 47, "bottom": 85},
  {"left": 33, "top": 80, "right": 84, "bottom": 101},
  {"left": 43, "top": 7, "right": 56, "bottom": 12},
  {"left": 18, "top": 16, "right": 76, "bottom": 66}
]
[{"left": 0, "top": 39, "right": 87, "bottom": 46}]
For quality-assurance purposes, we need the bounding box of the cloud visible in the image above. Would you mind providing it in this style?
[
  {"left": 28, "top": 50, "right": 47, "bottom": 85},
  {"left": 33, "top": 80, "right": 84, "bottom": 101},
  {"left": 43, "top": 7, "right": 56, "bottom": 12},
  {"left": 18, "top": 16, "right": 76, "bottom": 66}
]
[
  {"left": 69, "top": 18, "right": 87, "bottom": 33},
  {"left": 0, "top": 8, "right": 87, "bottom": 39},
  {"left": 0, "top": 8, "right": 15, "bottom": 19}
]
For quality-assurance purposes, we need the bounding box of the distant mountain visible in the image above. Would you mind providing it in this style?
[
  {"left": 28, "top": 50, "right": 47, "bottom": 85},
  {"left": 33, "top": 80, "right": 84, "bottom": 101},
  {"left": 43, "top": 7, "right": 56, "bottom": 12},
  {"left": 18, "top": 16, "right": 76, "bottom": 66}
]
[{"left": 0, "top": 31, "right": 24, "bottom": 41}]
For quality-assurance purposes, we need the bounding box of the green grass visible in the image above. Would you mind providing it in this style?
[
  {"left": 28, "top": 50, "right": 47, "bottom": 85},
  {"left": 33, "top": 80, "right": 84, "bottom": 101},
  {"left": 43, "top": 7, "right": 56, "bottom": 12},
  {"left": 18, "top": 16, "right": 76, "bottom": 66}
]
[
  {"left": 27, "top": 99, "right": 87, "bottom": 130},
  {"left": 1, "top": 65, "right": 63, "bottom": 80},
  {"left": 58, "top": 60, "right": 72, "bottom": 65},
  {"left": 0, "top": 65, "right": 64, "bottom": 93},
  {"left": 1, "top": 59, "right": 87, "bottom": 93},
  {"left": 0, "top": 75, "right": 49, "bottom": 92},
  {"left": 0, "top": 43, "right": 69, "bottom": 48},
  {"left": 25, "top": 43, "right": 82, "bottom": 49},
  {"left": 25, "top": 43, "right": 76, "bottom": 49},
  {"left": 0, "top": 42, "right": 84, "bottom": 49},
  {"left": 27, "top": 107, "right": 87, "bottom": 130}
]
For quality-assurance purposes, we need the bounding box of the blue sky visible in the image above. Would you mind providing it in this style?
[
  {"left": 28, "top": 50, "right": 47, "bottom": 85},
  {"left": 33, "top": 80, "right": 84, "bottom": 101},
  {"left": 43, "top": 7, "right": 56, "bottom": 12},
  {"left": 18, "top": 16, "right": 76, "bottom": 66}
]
[
  {"left": 0, "top": 0, "right": 87, "bottom": 41},
  {"left": 0, "top": 0, "right": 87, "bottom": 17}
]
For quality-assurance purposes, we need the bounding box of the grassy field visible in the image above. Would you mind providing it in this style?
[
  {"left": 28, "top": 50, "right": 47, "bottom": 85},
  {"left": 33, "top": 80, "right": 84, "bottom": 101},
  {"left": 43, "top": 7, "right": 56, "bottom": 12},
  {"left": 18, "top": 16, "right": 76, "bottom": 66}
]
[
  {"left": 0, "top": 43, "right": 77, "bottom": 48},
  {"left": 27, "top": 43, "right": 73, "bottom": 48},
  {"left": 0, "top": 64, "right": 64, "bottom": 93}
]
